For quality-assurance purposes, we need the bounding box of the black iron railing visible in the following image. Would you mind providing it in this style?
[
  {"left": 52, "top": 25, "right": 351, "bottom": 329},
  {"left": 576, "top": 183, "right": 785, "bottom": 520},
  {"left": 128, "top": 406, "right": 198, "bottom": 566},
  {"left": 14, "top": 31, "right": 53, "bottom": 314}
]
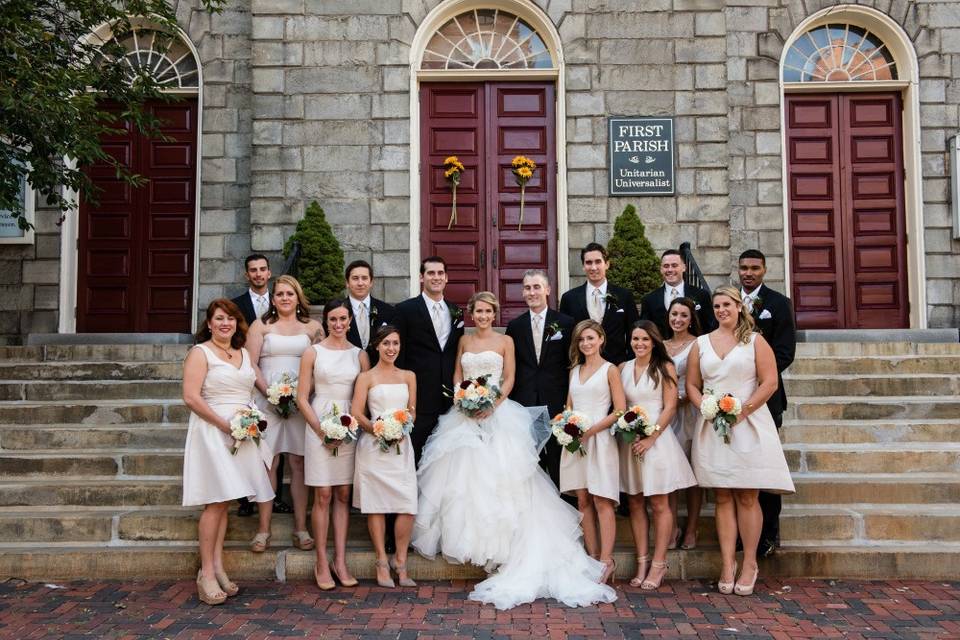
[
  {"left": 679, "top": 241, "right": 711, "bottom": 296},
  {"left": 281, "top": 241, "right": 302, "bottom": 277}
]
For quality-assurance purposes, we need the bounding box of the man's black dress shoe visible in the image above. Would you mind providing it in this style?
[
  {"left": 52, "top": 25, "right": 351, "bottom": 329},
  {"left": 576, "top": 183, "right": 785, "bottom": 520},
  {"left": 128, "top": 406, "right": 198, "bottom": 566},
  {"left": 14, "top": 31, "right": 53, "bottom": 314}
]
[
  {"left": 759, "top": 538, "right": 777, "bottom": 558},
  {"left": 237, "top": 500, "right": 255, "bottom": 517},
  {"left": 273, "top": 499, "right": 293, "bottom": 514}
]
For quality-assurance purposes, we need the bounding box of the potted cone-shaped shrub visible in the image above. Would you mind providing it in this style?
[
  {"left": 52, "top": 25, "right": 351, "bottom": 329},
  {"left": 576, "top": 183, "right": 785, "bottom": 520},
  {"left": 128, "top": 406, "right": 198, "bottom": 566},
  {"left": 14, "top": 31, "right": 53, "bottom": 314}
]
[
  {"left": 607, "top": 204, "right": 662, "bottom": 305},
  {"left": 283, "top": 201, "right": 345, "bottom": 306}
]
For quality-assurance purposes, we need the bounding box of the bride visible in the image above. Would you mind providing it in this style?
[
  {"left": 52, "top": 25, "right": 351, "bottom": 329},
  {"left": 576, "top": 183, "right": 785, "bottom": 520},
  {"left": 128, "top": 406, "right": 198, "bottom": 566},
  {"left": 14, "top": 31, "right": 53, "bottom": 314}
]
[{"left": 412, "top": 292, "right": 617, "bottom": 610}]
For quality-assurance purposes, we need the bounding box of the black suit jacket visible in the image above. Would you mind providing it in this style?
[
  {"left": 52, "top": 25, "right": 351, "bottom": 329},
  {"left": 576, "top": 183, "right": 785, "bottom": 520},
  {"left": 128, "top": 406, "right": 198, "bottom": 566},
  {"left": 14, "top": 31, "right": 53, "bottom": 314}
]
[
  {"left": 392, "top": 295, "right": 464, "bottom": 416},
  {"left": 346, "top": 297, "right": 395, "bottom": 365},
  {"left": 558, "top": 283, "right": 639, "bottom": 364},
  {"left": 749, "top": 284, "right": 796, "bottom": 420},
  {"left": 505, "top": 309, "right": 574, "bottom": 417},
  {"left": 640, "top": 284, "right": 714, "bottom": 337},
  {"left": 231, "top": 291, "right": 258, "bottom": 326}
]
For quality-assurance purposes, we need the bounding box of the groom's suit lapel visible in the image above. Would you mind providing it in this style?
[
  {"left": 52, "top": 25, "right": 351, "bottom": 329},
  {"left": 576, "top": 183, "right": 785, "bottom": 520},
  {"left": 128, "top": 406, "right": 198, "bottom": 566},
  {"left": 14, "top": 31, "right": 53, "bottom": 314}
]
[{"left": 518, "top": 311, "right": 539, "bottom": 366}]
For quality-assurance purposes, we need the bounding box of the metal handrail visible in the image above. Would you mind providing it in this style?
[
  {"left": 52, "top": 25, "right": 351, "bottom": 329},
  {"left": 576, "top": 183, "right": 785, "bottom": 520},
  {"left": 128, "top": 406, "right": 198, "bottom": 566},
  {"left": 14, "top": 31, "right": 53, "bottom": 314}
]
[
  {"left": 679, "top": 242, "right": 711, "bottom": 295},
  {"left": 281, "top": 241, "right": 302, "bottom": 277}
]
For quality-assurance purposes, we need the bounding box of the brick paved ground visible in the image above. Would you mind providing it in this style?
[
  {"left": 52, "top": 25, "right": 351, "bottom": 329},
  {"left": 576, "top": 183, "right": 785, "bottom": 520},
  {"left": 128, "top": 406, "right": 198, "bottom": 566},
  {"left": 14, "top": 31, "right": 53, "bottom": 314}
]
[{"left": 1, "top": 578, "right": 957, "bottom": 639}]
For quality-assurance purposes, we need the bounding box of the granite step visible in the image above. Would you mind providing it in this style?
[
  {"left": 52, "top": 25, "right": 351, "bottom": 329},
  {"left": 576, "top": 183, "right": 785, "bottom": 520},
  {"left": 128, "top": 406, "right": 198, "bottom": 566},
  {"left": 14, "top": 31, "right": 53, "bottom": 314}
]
[
  {"left": 781, "top": 420, "right": 960, "bottom": 444},
  {"left": 0, "top": 424, "right": 187, "bottom": 450},
  {"left": 788, "top": 356, "right": 960, "bottom": 375},
  {"left": 0, "top": 380, "right": 183, "bottom": 402},
  {"left": 0, "top": 362, "right": 183, "bottom": 381},
  {"left": 785, "top": 396, "right": 960, "bottom": 421},
  {"left": 0, "top": 344, "right": 189, "bottom": 363},
  {"left": 795, "top": 342, "right": 960, "bottom": 357},
  {"left": 783, "top": 443, "right": 960, "bottom": 474},
  {"left": 787, "top": 473, "right": 960, "bottom": 504},
  {"left": 783, "top": 375, "right": 960, "bottom": 397},
  {"left": 0, "top": 401, "right": 189, "bottom": 425}
]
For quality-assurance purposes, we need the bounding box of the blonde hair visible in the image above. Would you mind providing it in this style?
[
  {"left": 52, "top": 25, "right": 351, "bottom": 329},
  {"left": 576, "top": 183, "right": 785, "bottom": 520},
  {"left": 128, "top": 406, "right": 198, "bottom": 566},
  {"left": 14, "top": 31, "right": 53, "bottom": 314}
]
[
  {"left": 569, "top": 319, "right": 606, "bottom": 368},
  {"left": 265, "top": 275, "right": 311, "bottom": 324},
  {"left": 712, "top": 285, "right": 755, "bottom": 344},
  {"left": 467, "top": 291, "right": 499, "bottom": 314}
]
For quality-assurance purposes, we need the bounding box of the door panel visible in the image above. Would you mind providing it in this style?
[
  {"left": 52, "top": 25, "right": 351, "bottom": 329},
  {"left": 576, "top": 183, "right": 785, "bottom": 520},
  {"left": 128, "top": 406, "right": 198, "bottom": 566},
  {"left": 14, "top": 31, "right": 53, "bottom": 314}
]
[
  {"left": 420, "top": 82, "right": 557, "bottom": 323},
  {"left": 78, "top": 99, "right": 196, "bottom": 332},
  {"left": 786, "top": 92, "right": 908, "bottom": 329}
]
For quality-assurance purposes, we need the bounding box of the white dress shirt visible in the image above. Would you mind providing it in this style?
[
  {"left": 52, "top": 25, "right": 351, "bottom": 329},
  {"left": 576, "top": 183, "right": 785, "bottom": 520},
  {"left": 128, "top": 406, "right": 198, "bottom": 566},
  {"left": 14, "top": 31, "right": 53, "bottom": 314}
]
[
  {"left": 423, "top": 292, "right": 451, "bottom": 348},
  {"left": 663, "top": 281, "right": 685, "bottom": 309},
  {"left": 350, "top": 295, "right": 372, "bottom": 346},
  {"left": 586, "top": 281, "right": 608, "bottom": 322},
  {"left": 741, "top": 285, "right": 764, "bottom": 313},
  {"left": 249, "top": 289, "right": 270, "bottom": 318}
]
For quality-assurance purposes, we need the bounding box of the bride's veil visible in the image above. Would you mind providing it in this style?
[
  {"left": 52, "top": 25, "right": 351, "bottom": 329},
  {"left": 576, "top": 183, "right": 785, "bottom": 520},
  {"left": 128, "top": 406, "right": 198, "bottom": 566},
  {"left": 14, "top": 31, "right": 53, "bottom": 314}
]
[{"left": 524, "top": 406, "right": 552, "bottom": 452}]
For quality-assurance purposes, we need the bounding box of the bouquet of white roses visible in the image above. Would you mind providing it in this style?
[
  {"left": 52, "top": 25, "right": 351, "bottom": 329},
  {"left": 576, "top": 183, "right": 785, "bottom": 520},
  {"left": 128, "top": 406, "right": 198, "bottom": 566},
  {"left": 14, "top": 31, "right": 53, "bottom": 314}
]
[
  {"left": 319, "top": 403, "right": 358, "bottom": 456},
  {"left": 449, "top": 375, "right": 501, "bottom": 417},
  {"left": 372, "top": 407, "right": 415, "bottom": 455},
  {"left": 266, "top": 372, "right": 297, "bottom": 419},
  {"left": 229, "top": 404, "right": 268, "bottom": 455},
  {"left": 611, "top": 404, "right": 659, "bottom": 444},
  {"left": 700, "top": 388, "right": 742, "bottom": 444},
  {"left": 551, "top": 409, "right": 591, "bottom": 456}
]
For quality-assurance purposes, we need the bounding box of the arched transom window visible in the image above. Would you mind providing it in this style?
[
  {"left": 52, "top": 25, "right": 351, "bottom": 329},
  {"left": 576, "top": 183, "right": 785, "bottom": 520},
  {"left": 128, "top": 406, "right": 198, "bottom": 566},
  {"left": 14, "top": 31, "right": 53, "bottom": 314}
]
[
  {"left": 102, "top": 28, "right": 199, "bottom": 89},
  {"left": 783, "top": 23, "right": 897, "bottom": 82},
  {"left": 421, "top": 9, "right": 554, "bottom": 70}
]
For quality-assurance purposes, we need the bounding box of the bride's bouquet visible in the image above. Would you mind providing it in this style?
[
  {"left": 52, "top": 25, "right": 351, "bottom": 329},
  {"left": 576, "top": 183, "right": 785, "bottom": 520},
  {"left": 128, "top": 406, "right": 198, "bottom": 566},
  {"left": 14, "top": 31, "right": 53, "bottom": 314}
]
[
  {"left": 700, "top": 389, "right": 742, "bottom": 444},
  {"left": 266, "top": 372, "right": 298, "bottom": 418},
  {"left": 319, "top": 403, "right": 358, "bottom": 456},
  {"left": 449, "top": 375, "right": 501, "bottom": 418},
  {"left": 611, "top": 404, "right": 659, "bottom": 444},
  {"left": 551, "top": 409, "right": 590, "bottom": 456},
  {"left": 229, "top": 404, "right": 268, "bottom": 455},
  {"left": 372, "top": 407, "right": 415, "bottom": 454}
]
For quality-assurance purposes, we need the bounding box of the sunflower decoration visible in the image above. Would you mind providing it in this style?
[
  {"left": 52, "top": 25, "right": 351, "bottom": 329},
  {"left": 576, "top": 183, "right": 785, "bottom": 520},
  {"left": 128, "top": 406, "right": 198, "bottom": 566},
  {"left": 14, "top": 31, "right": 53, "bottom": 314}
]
[
  {"left": 511, "top": 156, "right": 537, "bottom": 231},
  {"left": 443, "top": 156, "right": 466, "bottom": 230}
]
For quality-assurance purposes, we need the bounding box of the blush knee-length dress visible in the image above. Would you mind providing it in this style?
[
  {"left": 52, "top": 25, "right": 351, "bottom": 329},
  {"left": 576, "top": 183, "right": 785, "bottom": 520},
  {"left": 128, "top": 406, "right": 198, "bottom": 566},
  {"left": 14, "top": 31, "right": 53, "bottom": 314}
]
[
  {"left": 304, "top": 344, "right": 361, "bottom": 487},
  {"left": 256, "top": 333, "right": 310, "bottom": 456}
]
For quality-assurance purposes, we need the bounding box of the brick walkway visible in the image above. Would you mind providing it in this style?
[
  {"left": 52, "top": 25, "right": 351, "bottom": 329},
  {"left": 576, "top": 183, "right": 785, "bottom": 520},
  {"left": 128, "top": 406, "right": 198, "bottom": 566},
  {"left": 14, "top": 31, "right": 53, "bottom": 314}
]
[{"left": 1, "top": 578, "right": 957, "bottom": 639}]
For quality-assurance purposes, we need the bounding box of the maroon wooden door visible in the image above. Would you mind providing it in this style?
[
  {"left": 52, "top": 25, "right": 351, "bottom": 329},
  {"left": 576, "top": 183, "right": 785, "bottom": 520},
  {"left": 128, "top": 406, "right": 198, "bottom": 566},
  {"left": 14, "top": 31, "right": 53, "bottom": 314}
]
[
  {"left": 785, "top": 92, "right": 908, "bottom": 329},
  {"left": 420, "top": 82, "right": 557, "bottom": 323},
  {"left": 78, "top": 99, "right": 197, "bottom": 332}
]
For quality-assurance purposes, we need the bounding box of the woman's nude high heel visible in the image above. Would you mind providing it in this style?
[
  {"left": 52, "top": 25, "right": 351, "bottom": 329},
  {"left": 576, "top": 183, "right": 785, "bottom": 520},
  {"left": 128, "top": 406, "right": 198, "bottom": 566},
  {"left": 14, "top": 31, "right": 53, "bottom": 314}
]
[
  {"left": 628, "top": 555, "right": 649, "bottom": 588},
  {"left": 375, "top": 559, "right": 395, "bottom": 588},
  {"left": 196, "top": 570, "right": 227, "bottom": 605},
  {"left": 734, "top": 566, "right": 759, "bottom": 596},
  {"left": 718, "top": 562, "right": 737, "bottom": 595}
]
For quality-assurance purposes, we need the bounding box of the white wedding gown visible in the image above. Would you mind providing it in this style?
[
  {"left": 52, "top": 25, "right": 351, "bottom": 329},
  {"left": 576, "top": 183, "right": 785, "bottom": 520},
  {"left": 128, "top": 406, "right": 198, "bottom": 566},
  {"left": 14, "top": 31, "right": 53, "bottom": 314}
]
[{"left": 412, "top": 350, "right": 617, "bottom": 610}]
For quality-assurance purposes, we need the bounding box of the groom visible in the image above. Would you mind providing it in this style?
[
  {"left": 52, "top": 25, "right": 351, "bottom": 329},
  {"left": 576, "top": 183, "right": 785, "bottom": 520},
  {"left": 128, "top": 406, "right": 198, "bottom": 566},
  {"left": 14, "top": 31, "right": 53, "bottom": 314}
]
[
  {"left": 393, "top": 256, "right": 464, "bottom": 463},
  {"left": 505, "top": 269, "right": 574, "bottom": 488}
]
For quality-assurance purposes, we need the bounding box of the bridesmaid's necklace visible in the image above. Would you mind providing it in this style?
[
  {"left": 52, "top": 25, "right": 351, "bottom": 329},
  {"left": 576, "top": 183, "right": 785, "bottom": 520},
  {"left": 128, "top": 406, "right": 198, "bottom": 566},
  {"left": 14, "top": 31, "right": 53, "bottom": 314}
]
[
  {"left": 667, "top": 337, "right": 694, "bottom": 356},
  {"left": 211, "top": 340, "right": 234, "bottom": 359}
]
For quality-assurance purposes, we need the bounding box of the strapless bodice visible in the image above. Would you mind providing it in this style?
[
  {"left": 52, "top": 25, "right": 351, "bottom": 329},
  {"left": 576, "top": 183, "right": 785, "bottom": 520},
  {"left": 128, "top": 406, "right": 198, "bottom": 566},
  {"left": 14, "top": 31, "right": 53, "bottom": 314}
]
[
  {"left": 368, "top": 383, "right": 410, "bottom": 417},
  {"left": 461, "top": 350, "right": 504, "bottom": 381}
]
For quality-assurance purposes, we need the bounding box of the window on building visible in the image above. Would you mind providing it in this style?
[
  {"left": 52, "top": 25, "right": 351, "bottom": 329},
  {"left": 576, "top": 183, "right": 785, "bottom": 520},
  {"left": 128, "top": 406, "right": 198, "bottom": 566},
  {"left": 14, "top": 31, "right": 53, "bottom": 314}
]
[
  {"left": 783, "top": 24, "right": 897, "bottom": 83},
  {"left": 0, "top": 167, "right": 35, "bottom": 244},
  {"left": 421, "top": 9, "right": 554, "bottom": 70},
  {"left": 102, "top": 28, "right": 199, "bottom": 89}
]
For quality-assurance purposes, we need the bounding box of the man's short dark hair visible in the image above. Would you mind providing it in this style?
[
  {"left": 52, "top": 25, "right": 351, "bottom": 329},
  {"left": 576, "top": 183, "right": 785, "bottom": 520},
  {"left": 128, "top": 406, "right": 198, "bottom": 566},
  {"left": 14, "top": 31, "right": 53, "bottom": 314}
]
[
  {"left": 738, "top": 249, "right": 766, "bottom": 265},
  {"left": 345, "top": 259, "right": 373, "bottom": 280},
  {"left": 244, "top": 253, "right": 269, "bottom": 270},
  {"left": 579, "top": 242, "right": 608, "bottom": 263},
  {"left": 420, "top": 255, "right": 447, "bottom": 274},
  {"left": 660, "top": 249, "right": 682, "bottom": 261}
]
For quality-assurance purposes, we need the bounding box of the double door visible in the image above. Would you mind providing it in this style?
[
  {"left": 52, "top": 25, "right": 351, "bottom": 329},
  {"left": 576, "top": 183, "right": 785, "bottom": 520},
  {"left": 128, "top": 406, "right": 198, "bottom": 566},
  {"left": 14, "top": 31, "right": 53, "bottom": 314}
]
[
  {"left": 420, "top": 82, "right": 557, "bottom": 323},
  {"left": 785, "top": 92, "right": 908, "bottom": 329},
  {"left": 78, "top": 99, "right": 196, "bottom": 332}
]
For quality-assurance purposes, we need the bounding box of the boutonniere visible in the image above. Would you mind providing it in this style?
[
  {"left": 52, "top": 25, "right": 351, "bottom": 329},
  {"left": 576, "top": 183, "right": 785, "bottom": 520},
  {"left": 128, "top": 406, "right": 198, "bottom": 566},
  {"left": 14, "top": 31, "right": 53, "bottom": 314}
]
[
  {"left": 544, "top": 321, "right": 562, "bottom": 339},
  {"left": 449, "top": 304, "right": 463, "bottom": 325},
  {"left": 749, "top": 296, "right": 764, "bottom": 318},
  {"left": 603, "top": 292, "right": 620, "bottom": 311},
  {"left": 368, "top": 305, "right": 379, "bottom": 327}
]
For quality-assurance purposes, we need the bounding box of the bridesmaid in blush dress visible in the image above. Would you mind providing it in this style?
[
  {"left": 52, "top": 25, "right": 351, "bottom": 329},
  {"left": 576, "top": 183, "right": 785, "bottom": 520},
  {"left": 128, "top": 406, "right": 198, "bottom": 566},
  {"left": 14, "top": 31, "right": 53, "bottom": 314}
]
[
  {"left": 617, "top": 321, "right": 697, "bottom": 589},
  {"left": 182, "top": 299, "right": 274, "bottom": 605},
  {"left": 559, "top": 319, "right": 626, "bottom": 585},
  {"left": 350, "top": 325, "right": 419, "bottom": 588},
  {"left": 300, "top": 299, "right": 369, "bottom": 590},
  {"left": 246, "top": 275, "right": 324, "bottom": 553},
  {"left": 687, "top": 285, "right": 794, "bottom": 596},
  {"left": 664, "top": 297, "right": 704, "bottom": 551}
]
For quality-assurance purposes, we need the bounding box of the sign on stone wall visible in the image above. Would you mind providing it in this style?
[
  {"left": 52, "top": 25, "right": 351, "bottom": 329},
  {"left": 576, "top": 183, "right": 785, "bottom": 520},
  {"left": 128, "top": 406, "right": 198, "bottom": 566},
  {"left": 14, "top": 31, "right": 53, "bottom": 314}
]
[{"left": 608, "top": 117, "right": 674, "bottom": 196}]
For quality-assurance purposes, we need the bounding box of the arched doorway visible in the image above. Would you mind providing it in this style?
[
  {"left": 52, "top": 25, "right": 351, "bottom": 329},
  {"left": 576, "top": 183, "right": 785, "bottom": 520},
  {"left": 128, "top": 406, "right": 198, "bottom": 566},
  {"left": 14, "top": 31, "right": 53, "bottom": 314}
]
[
  {"left": 780, "top": 6, "right": 925, "bottom": 329},
  {"left": 66, "top": 20, "right": 201, "bottom": 333},
  {"left": 409, "top": 2, "right": 566, "bottom": 323}
]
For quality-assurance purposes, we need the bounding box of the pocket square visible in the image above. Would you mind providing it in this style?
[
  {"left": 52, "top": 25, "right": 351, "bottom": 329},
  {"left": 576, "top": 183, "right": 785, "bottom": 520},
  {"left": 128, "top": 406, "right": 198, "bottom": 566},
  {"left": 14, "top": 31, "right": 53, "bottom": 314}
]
[
  {"left": 694, "top": 304, "right": 702, "bottom": 311},
  {"left": 456, "top": 320, "right": 465, "bottom": 329},
  {"left": 548, "top": 332, "right": 563, "bottom": 341},
  {"left": 615, "top": 308, "right": 624, "bottom": 313},
  {"left": 759, "top": 309, "right": 772, "bottom": 320}
]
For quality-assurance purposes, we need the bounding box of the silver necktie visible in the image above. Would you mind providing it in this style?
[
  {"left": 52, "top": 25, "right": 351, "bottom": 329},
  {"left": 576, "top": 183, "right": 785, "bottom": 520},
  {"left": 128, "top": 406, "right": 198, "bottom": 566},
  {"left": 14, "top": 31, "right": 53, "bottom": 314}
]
[
  {"left": 532, "top": 314, "right": 543, "bottom": 362},
  {"left": 357, "top": 303, "right": 369, "bottom": 347}
]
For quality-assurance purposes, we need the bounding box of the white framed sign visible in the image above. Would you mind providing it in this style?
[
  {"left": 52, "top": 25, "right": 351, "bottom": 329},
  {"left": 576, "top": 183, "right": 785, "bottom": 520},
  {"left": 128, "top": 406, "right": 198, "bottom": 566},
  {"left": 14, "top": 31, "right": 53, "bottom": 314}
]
[{"left": 0, "top": 171, "right": 35, "bottom": 245}]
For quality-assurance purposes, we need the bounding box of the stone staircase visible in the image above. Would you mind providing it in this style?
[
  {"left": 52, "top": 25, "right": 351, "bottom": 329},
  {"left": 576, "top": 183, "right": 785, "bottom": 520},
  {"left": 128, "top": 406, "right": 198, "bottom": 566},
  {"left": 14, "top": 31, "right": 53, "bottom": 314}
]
[{"left": 0, "top": 341, "right": 958, "bottom": 582}]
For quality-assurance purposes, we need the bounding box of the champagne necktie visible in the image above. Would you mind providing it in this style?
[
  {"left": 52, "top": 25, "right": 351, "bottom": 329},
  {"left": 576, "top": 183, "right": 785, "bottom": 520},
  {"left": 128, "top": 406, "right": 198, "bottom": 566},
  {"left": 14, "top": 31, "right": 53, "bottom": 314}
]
[
  {"left": 431, "top": 303, "right": 445, "bottom": 344},
  {"left": 590, "top": 289, "right": 604, "bottom": 323},
  {"left": 357, "top": 303, "right": 369, "bottom": 347},
  {"left": 532, "top": 315, "right": 543, "bottom": 362}
]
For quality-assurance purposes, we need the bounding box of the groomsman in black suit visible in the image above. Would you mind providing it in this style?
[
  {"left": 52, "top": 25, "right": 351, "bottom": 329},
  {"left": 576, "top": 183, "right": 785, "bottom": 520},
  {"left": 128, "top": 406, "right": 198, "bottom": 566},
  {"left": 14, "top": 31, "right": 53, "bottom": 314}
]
[
  {"left": 738, "top": 249, "right": 796, "bottom": 558},
  {"left": 640, "top": 249, "right": 714, "bottom": 335},
  {"left": 505, "top": 269, "right": 574, "bottom": 487},
  {"left": 393, "top": 256, "right": 464, "bottom": 463},
  {"left": 231, "top": 254, "right": 272, "bottom": 326},
  {"left": 344, "top": 260, "right": 394, "bottom": 364},
  {"left": 558, "top": 242, "right": 639, "bottom": 364}
]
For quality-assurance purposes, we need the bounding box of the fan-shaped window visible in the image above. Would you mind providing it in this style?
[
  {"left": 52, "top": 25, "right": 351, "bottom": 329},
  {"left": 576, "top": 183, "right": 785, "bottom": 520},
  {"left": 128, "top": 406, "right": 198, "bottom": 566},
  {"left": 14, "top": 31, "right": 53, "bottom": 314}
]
[
  {"left": 783, "top": 24, "right": 897, "bottom": 82},
  {"left": 421, "top": 9, "right": 554, "bottom": 70},
  {"left": 103, "top": 28, "right": 199, "bottom": 89}
]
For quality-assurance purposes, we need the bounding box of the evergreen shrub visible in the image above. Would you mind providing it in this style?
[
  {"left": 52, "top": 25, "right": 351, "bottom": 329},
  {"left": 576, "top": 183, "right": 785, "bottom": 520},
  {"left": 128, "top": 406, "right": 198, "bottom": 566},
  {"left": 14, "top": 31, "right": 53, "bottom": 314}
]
[
  {"left": 283, "top": 201, "right": 344, "bottom": 306},
  {"left": 607, "top": 204, "right": 662, "bottom": 302}
]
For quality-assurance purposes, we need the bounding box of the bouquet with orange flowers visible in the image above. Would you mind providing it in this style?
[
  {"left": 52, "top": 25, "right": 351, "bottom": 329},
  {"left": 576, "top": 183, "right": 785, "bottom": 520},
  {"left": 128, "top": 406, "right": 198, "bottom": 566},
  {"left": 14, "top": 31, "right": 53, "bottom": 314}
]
[
  {"left": 511, "top": 155, "right": 536, "bottom": 231},
  {"left": 266, "top": 372, "right": 298, "bottom": 418},
  {"left": 443, "top": 155, "right": 466, "bottom": 229},
  {"left": 551, "top": 409, "right": 590, "bottom": 456},
  {"left": 700, "top": 389, "right": 742, "bottom": 444},
  {"left": 228, "top": 405, "right": 268, "bottom": 455},
  {"left": 372, "top": 407, "right": 415, "bottom": 454},
  {"left": 611, "top": 404, "right": 659, "bottom": 444},
  {"left": 447, "top": 375, "right": 502, "bottom": 418}
]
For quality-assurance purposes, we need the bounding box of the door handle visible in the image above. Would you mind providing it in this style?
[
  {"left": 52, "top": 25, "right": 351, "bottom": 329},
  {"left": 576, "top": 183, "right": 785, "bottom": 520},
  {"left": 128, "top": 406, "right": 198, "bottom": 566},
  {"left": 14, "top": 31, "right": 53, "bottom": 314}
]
[
  {"left": 480, "top": 249, "right": 485, "bottom": 268},
  {"left": 492, "top": 249, "right": 498, "bottom": 268}
]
